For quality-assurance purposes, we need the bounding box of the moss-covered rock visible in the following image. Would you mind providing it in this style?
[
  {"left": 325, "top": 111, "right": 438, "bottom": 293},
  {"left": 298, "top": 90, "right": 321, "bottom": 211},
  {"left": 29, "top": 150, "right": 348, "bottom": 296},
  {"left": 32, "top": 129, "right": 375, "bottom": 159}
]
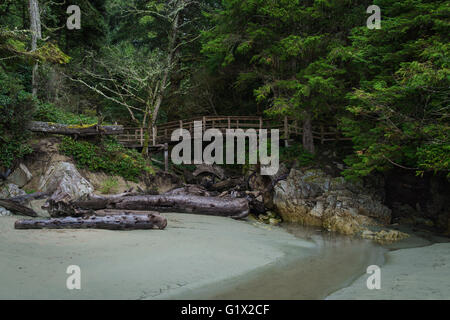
[{"left": 273, "top": 169, "right": 392, "bottom": 236}]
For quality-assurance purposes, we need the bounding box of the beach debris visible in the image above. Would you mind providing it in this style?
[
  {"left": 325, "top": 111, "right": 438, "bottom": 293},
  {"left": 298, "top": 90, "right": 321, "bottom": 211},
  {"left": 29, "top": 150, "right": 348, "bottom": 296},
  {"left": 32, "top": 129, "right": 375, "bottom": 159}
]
[
  {"left": 14, "top": 213, "right": 167, "bottom": 230},
  {"left": 46, "top": 192, "right": 250, "bottom": 219}
]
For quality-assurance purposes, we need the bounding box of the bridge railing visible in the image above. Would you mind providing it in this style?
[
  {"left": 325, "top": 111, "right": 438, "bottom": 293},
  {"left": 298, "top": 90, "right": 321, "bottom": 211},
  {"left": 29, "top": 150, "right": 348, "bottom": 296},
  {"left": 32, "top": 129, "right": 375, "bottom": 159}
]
[{"left": 116, "top": 116, "right": 351, "bottom": 147}]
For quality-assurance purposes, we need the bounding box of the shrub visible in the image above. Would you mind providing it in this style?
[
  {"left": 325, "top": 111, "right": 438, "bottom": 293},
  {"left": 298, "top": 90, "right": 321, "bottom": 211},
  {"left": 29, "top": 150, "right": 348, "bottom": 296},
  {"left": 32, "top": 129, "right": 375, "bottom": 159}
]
[
  {"left": 280, "top": 143, "right": 315, "bottom": 166},
  {"left": 99, "top": 177, "right": 119, "bottom": 194},
  {"left": 0, "top": 68, "right": 34, "bottom": 168},
  {"left": 59, "top": 136, "right": 154, "bottom": 181},
  {"left": 33, "top": 103, "right": 98, "bottom": 125}
]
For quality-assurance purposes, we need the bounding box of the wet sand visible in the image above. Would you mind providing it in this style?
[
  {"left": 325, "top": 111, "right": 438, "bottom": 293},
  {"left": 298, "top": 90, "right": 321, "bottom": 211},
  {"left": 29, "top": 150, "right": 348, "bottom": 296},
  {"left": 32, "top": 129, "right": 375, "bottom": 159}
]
[
  {"left": 0, "top": 214, "right": 314, "bottom": 299},
  {"left": 1, "top": 213, "right": 447, "bottom": 300},
  {"left": 160, "top": 223, "right": 385, "bottom": 299},
  {"left": 326, "top": 242, "right": 450, "bottom": 300}
]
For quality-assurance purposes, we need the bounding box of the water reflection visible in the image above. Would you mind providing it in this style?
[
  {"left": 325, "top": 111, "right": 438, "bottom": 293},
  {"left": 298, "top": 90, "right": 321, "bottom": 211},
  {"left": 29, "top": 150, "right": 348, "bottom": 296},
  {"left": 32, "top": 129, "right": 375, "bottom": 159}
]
[{"left": 175, "top": 223, "right": 387, "bottom": 300}]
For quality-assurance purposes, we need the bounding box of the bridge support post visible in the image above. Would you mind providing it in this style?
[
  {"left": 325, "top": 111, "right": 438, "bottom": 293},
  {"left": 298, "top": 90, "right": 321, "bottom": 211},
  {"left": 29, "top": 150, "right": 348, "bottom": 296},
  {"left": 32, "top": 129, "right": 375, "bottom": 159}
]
[{"left": 164, "top": 143, "right": 169, "bottom": 173}]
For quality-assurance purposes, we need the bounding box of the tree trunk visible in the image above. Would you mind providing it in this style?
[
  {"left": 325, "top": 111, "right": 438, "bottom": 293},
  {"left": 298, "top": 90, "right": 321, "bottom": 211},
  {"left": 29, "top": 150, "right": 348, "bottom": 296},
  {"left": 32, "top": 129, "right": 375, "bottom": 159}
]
[
  {"left": 141, "top": 124, "right": 152, "bottom": 156},
  {"left": 29, "top": 0, "right": 41, "bottom": 97},
  {"left": 27, "top": 121, "right": 123, "bottom": 136},
  {"left": 144, "top": 0, "right": 181, "bottom": 149},
  {"left": 302, "top": 110, "right": 315, "bottom": 154},
  {"left": 14, "top": 213, "right": 167, "bottom": 230}
]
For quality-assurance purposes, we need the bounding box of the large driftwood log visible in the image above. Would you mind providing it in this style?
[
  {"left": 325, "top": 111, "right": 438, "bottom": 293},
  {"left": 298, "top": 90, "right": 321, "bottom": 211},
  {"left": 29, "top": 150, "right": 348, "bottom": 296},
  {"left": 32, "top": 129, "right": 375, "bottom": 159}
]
[
  {"left": 5, "top": 192, "right": 49, "bottom": 205},
  {"left": 0, "top": 199, "right": 38, "bottom": 217},
  {"left": 14, "top": 213, "right": 167, "bottom": 230},
  {"left": 27, "top": 121, "right": 123, "bottom": 136},
  {"left": 94, "top": 209, "right": 159, "bottom": 216},
  {"left": 70, "top": 194, "right": 249, "bottom": 219}
]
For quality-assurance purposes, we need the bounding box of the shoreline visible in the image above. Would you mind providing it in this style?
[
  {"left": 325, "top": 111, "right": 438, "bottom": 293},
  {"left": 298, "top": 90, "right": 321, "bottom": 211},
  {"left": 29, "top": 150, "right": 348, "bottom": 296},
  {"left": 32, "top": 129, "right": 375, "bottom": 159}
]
[
  {"left": 158, "top": 223, "right": 386, "bottom": 300},
  {"left": 326, "top": 241, "right": 450, "bottom": 300},
  {"left": 0, "top": 213, "right": 313, "bottom": 299},
  {"left": 1, "top": 213, "right": 448, "bottom": 300}
]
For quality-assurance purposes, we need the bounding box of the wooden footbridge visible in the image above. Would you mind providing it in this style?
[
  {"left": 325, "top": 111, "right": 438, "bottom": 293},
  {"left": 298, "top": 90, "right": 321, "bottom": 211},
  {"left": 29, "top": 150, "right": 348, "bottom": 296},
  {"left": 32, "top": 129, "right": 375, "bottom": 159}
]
[{"left": 116, "top": 116, "right": 350, "bottom": 148}]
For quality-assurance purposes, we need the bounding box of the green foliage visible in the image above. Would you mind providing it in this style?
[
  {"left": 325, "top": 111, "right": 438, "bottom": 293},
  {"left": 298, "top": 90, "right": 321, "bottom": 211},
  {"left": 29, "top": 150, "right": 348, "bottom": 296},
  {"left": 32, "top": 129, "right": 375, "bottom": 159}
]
[
  {"left": 33, "top": 103, "right": 98, "bottom": 125},
  {"left": 59, "top": 137, "right": 154, "bottom": 181},
  {"left": 99, "top": 177, "right": 119, "bottom": 194},
  {"left": 280, "top": 143, "right": 315, "bottom": 167},
  {"left": 0, "top": 66, "right": 34, "bottom": 168},
  {"left": 340, "top": 0, "right": 450, "bottom": 179}
]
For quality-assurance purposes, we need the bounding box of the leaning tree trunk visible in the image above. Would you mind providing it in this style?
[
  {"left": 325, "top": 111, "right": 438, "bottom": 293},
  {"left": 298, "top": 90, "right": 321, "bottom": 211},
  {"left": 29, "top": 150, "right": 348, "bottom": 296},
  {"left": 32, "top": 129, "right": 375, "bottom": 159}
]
[
  {"left": 27, "top": 121, "right": 123, "bottom": 136},
  {"left": 15, "top": 213, "right": 167, "bottom": 230},
  {"left": 302, "top": 110, "right": 315, "bottom": 154},
  {"left": 29, "top": 0, "right": 42, "bottom": 97}
]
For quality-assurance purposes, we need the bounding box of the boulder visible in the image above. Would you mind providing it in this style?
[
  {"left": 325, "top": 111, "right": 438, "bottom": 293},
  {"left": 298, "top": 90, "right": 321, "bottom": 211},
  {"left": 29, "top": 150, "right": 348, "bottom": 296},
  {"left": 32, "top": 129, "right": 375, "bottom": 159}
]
[
  {"left": 39, "top": 162, "right": 94, "bottom": 200},
  {"left": 193, "top": 164, "right": 225, "bottom": 180},
  {"left": 145, "top": 171, "right": 182, "bottom": 194},
  {"left": 28, "top": 199, "right": 51, "bottom": 217},
  {"left": 6, "top": 163, "right": 32, "bottom": 187},
  {"left": 0, "top": 206, "right": 12, "bottom": 216},
  {"left": 0, "top": 183, "right": 26, "bottom": 198},
  {"left": 273, "top": 169, "right": 392, "bottom": 235}
]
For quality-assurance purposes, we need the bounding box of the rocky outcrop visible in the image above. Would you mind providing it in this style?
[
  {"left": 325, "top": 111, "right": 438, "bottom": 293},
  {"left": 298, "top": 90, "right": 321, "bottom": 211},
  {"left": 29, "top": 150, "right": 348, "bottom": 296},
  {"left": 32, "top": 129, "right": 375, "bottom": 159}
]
[
  {"left": 273, "top": 169, "right": 392, "bottom": 235},
  {"left": 0, "top": 183, "right": 26, "bottom": 198},
  {"left": 6, "top": 163, "right": 32, "bottom": 187},
  {"left": 361, "top": 229, "right": 409, "bottom": 242},
  {"left": 39, "top": 162, "right": 94, "bottom": 200}
]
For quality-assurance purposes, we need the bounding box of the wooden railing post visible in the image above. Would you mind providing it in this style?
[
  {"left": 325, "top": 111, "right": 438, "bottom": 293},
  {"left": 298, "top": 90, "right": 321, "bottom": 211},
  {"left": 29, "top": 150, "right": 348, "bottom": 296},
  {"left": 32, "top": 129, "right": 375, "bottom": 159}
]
[
  {"left": 203, "top": 116, "right": 206, "bottom": 131},
  {"left": 140, "top": 128, "right": 143, "bottom": 146},
  {"left": 152, "top": 126, "right": 157, "bottom": 146},
  {"left": 179, "top": 120, "right": 183, "bottom": 129},
  {"left": 259, "top": 116, "right": 263, "bottom": 129},
  {"left": 228, "top": 116, "right": 231, "bottom": 129}
]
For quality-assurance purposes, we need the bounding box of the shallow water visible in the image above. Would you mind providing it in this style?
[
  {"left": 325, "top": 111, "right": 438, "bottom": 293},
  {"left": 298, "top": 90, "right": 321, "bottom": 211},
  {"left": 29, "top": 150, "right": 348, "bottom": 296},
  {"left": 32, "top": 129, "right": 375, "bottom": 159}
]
[{"left": 170, "top": 223, "right": 386, "bottom": 300}]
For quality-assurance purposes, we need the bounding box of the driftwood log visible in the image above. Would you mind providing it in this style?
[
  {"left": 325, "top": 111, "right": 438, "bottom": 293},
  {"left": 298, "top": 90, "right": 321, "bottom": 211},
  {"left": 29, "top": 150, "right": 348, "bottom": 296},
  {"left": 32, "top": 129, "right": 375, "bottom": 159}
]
[
  {"left": 14, "top": 213, "right": 167, "bottom": 230},
  {"left": 27, "top": 121, "right": 123, "bottom": 136},
  {"left": 46, "top": 193, "right": 250, "bottom": 219},
  {"left": 94, "top": 209, "right": 159, "bottom": 216},
  {"left": 0, "top": 199, "right": 38, "bottom": 217}
]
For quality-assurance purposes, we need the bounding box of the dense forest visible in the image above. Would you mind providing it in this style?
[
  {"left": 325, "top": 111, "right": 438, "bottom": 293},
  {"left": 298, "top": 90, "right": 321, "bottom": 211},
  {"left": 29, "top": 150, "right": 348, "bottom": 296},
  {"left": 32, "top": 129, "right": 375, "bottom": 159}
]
[{"left": 0, "top": 0, "right": 448, "bottom": 181}]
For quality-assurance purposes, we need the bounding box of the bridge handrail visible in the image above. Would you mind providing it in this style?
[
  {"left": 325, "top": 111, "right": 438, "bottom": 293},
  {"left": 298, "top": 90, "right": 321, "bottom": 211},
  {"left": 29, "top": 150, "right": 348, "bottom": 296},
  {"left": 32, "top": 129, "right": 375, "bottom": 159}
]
[{"left": 117, "top": 115, "right": 350, "bottom": 146}]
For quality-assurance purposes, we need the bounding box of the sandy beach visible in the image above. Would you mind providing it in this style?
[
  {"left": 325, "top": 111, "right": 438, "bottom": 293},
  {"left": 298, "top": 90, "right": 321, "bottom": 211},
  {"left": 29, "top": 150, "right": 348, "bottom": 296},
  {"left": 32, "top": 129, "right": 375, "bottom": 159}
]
[
  {"left": 1, "top": 212, "right": 449, "bottom": 300},
  {"left": 327, "top": 242, "right": 450, "bottom": 300},
  {"left": 0, "top": 213, "right": 314, "bottom": 299}
]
